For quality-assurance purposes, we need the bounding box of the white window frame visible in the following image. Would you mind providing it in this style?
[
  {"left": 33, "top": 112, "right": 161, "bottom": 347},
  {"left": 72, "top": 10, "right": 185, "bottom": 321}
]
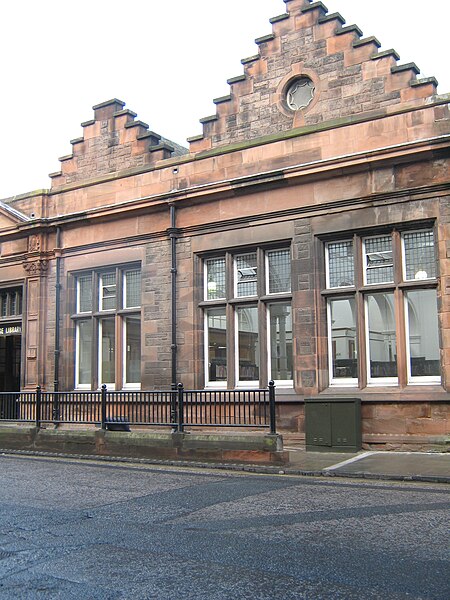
[
  {"left": 401, "top": 230, "right": 436, "bottom": 282},
  {"left": 122, "top": 317, "right": 141, "bottom": 390},
  {"left": 204, "top": 310, "right": 227, "bottom": 388},
  {"left": 123, "top": 269, "right": 141, "bottom": 309},
  {"left": 98, "top": 318, "right": 116, "bottom": 391},
  {"left": 75, "top": 320, "right": 91, "bottom": 390},
  {"left": 362, "top": 235, "right": 394, "bottom": 286},
  {"left": 99, "top": 272, "right": 116, "bottom": 312},
  {"left": 267, "top": 303, "right": 293, "bottom": 387},
  {"left": 234, "top": 253, "right": 258, "bottom": 299},
  {"left": 235, "top": 306, "right": 259, "bottom": 387},
  {"left": 76, "top": 275, "right": 92, "bottom": 314},
  {"left": 204, "top": 257, "right": 226, "bottom": 302},
  {"left": 325, "top": 240, "right": 354, "bottom": 289},
  {"left": 404, "top": 292, "right": 441, "bottom": 386},
  {"left": 327, "top": 298, "right": 358, "bottom": 388},
  {"left": 265, "top": 249, "right": 292, "bottom": 295},
  {"left": 365, "top": 295, "right": 398, "bottom": 387}
]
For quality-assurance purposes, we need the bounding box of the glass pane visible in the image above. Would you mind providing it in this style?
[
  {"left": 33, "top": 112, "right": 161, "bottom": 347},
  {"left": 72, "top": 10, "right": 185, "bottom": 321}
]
[
  {"left": 206, "top": 258, "right": 226, "bottom": 300},
  {"left": 327, "top": 241, "right": 354, "bottom": 288},
  {"left": 236, "top": 253, "right": 257, "bottom": 297},
  {"left": 124, "top": 269, "right": 141, "bottom": 308},
  {"left": 403, "top": 231, "right": 436, "bottom": 281},
  {"left": 329, "top": 298, "right": 357, "bottom": 380},
  {"left": 406, "top": 290, "right": 440, "bottom": 378},
  {"left": 267, "top": 249, "right": 291, "bottom": 294},
  {"left": 367, "top": 293, "right": 397, "bottom": 379},
  {"left": 1, "top": 294, "right": 7, "bottom": 317},
  {"left": 269, "top": 303, "right": 293, "bottom": 381},
  {"left": 237, "top": 306, "right": 259, "bottom": 381},
  {"left": 100, "top": 272, "right": 116, "bottom": 311},
  {"left": 125, "top": 316, "right": 141, "bottom": 384},
  {"left": 77, "top": 275, "right": 92, "bottom": 313},
  {"left": 365, "top": 236, "right": 393, "bottom": 285},
  {"left": 100, "top": 318, "right": 115, "bottom": 384},
  {"left": 207, "top": 308, "right": 227, "bottom": 382},
  {"left": 77, "top": 320, "right": 92, "bottom": 386}
]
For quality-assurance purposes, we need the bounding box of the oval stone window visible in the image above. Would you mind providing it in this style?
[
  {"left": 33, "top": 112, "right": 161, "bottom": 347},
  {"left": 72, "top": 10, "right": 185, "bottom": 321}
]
[{"left": 286, "top": 77, "right": 315, "bottom": 111}]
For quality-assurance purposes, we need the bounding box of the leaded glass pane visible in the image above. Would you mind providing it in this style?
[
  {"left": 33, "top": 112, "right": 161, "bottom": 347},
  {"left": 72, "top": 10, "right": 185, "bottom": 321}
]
[
  {"left": 236, "top": 253, "right": 257, "bottom": 297},
  {"left": 364, "top": 236, "right": 393, "bottom": 285},
  {"left": 367, "top": 293, "right": 397, "bottom": 379},
  {"left": 267, "top": 249, "right": 291, "bottom": 294},
  {"left": 327, "top": 241, "right": 354, "bottom": 288},
  {"left": 124, "top": 269, "right": 141, "bottom": 308},
  {"left": 406, "top": 290, "right": 440, "bottom": 379},
  {"left": 206, "top": 258, "right": 226, "bottom": 300},
  {"left": 403, "top": 231, "right": 436, "bottom": 281},
  {"left": 269, "top": 303, "right": 293, "bottom": 381},
  {"left": 0, "top": 295, "right": 7, "bottom": 318},
  {"left": 100, "top": 272, "right": 116, "bottom": 311},
  {"left": 207, "top": 307, "right": 227, "bottom": 382},
  {"left": 237, "top": 306, "right": 259, "bottom": 381},
  {"left": 77, "top": 275, "right": 92, "bottom": 313}
]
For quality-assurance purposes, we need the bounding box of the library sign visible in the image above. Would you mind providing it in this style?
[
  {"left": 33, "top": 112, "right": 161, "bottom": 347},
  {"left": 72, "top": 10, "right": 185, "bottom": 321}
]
[{"left": 0, "top": 325, "right": 21, "bottom": 336}]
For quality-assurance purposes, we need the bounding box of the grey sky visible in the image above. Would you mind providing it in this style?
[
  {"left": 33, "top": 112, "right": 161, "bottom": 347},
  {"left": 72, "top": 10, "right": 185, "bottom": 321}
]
[{"left": 0, "top": 0, "right": 447, "bottom": 199}]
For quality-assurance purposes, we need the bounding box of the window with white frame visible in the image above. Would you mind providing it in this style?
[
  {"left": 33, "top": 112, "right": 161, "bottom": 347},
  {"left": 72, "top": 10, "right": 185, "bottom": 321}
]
[
  {"left": 325, "top": 228, "right": 440, "bottom": 387},
  {"left": 73, "top": 266, "right": 141, "bottom": 390},
  {"left": 203, "top": 247, "right": 292, "bottom": 387}
]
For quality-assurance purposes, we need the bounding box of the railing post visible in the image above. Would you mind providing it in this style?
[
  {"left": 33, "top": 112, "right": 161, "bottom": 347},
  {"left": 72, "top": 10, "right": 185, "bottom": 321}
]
[
  {"left": 177, "top": 382, "right": 184, "bottom": 433},
  {"left": 268, "top": 380, "right": 276, "bottom": 434},
  {"left": 101, "top": 384, "right": 107, "bottom": 430},
  {"left": 35, "top": 385, "right": 41, "bottom": 429}
]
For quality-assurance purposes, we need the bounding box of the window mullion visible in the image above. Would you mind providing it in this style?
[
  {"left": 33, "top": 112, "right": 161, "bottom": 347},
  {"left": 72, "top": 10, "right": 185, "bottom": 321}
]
[{"left": 395, "top": 288, "right": 407, "bottom": 387}]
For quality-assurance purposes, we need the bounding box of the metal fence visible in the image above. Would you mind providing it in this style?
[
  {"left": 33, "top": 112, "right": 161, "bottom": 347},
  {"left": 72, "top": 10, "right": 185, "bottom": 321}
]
[{"left": 0, "top": 382, "right": 276, "bottom": 433}]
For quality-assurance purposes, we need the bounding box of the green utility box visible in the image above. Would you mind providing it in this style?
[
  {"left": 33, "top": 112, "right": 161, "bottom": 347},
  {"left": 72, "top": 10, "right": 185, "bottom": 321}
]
[{"left": 304, "top": 398, "right": 361, "bottom": 452}]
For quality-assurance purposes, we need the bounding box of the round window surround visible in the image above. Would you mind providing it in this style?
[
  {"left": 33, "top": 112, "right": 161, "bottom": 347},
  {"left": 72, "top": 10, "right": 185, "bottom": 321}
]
[{"left": 286, "top": 77, "right": 315, "bottom": 111}]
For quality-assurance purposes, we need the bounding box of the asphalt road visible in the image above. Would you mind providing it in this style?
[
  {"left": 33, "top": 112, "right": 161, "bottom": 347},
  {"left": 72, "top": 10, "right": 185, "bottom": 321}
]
[{"left": 0, "top": 455, "right": 448, "bottom": 599}]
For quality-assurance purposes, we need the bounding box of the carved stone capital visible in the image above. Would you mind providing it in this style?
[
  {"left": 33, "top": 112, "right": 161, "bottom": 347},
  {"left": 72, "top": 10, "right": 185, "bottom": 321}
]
[{"left": 23, "top": 259, "right": 48, "bottom": 276}]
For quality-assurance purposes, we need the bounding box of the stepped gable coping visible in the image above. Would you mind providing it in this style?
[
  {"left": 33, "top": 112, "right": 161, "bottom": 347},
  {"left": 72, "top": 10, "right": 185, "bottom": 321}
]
[
  {"left": 241, "top": 54, "right": 259, "bottom": 65},
  {"left": 255, "top": 33, "right": 275, "bottom": 45},
  {"left": 227, "top": 74, "right": 246, "bottom": 85},
  {"left": 199, "top": 115, "right": 218, "bottom": 124},
  {"left": 213, "top": 95, "right": 232, "bottom": 105},
  {"left": 411, "top": 76, "right": 438, "bottom": 87},
  {"left": 353, "top": 36, "right": 381, "bottom": 49},
  {"left": 302, "top": 2, "right": 327, "bottom": 14},
  {"left": 58, "top": 154, "right": 73, "bottom": 162},
  {"left": 49, "top": 171, "right": 62, "bottom": 179},
  {"left": 70, "top": 137, "right": 84, "bottom": 145},
  {"left": 371, "top": 48, "right": 401, "bottom": 61},
  {"left": 81, "top": 119, "right": 95, "bottom": 128},
  {"left": 92, "top": 98, "right": 126, "bottom": 111},
  {"left": 318, "top": 12, "right": 345, "bottom": 25},
  {"left": 336, "top": 24, "right": 363, "bottom": 37},
  {"left": 269, "top": 13, "right": 289, "bottom": 24},
  {"left": 124, "top": 119, "right": 150, "bottom": 129},
  {"left": 391, "top": 62, "right": 420, "bottom": 75},
  {"left": 148, "top": 142, "right": 174, "bottom": 154},
  {"left": 136, "top": 130, "right": 162, "bottom": 143},
  {"left": 186, "top": 134, "right": 204, "bottom": 143},
  {"left": 113, "top": 109, "right": 137, "bottom": 119}
]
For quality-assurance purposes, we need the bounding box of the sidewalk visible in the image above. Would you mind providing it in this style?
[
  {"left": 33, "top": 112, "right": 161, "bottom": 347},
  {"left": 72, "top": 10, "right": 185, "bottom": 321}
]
[{"left": 282, "top": 448, "right": 450, "bottom": 483}]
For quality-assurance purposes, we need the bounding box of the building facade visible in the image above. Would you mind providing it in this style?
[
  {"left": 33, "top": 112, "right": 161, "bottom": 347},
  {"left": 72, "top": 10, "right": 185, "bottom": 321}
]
[{"left": 0, "top": 0, "right": 449, "bottom": 449}]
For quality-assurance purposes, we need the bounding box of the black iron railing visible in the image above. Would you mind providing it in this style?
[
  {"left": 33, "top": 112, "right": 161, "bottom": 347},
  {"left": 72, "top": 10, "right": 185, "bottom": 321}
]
[{"left": 0, "top": 382, "right": 276, "bottom": 433}]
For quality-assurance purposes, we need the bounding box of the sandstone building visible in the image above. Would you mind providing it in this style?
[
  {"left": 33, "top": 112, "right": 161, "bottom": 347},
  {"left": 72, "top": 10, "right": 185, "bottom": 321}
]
[{"left": 0, "top": 0, "right": 448, "bottom": 449}]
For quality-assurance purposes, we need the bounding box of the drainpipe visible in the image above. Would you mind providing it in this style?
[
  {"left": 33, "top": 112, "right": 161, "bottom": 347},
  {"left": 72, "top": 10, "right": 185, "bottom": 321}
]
[
  {"left": 168, "top": 204, "right": 178, "bottom": 390},
  {"left": 54, "top": 227, "right": 61, "bottom": 394}
]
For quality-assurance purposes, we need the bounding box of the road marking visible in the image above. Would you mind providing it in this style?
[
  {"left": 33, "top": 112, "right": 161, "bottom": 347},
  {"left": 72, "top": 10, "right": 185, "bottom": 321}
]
[{"left": 324, "top": 451, "right": 375, "bottom": 471}]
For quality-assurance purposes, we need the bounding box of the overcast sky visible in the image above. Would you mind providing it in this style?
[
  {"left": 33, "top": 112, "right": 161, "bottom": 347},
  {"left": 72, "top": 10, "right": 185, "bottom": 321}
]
[{"left": 1, "top": 0, "right": 448, "bottom": 200}]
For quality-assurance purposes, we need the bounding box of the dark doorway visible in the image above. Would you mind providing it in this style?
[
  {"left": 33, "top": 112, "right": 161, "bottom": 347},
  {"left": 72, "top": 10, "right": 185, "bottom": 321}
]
[{"left": 0, "top": 335, "right": 21, "bottom": 392}]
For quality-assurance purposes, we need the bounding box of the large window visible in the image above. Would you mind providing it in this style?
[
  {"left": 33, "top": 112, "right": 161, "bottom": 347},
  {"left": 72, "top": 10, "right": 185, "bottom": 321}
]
[
  {"left": 73, "top": 266, "right": 141, "bottom": 390},
  {"left": 203, "top": 247, "right": 292, "bottom": 387},
  {"left": 325, "top": 229, "right": 440, "bottom": 387}
]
